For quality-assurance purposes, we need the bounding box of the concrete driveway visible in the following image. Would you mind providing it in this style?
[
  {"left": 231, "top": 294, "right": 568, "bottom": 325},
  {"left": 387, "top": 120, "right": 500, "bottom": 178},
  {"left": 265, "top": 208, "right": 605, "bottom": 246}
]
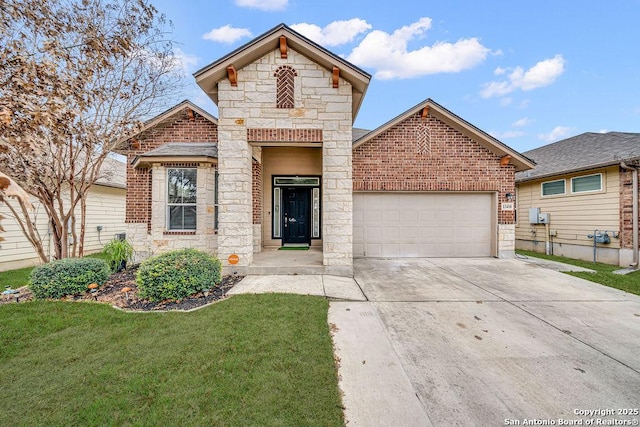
[{"left": 331, "top": 258, "right": 640, "bottom": 426}]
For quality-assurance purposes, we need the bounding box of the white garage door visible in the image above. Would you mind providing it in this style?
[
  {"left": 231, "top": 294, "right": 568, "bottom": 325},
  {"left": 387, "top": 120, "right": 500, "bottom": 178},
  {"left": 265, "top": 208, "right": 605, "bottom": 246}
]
[{"left": 353, "top": 193, "right": 494, "bottom": 258}]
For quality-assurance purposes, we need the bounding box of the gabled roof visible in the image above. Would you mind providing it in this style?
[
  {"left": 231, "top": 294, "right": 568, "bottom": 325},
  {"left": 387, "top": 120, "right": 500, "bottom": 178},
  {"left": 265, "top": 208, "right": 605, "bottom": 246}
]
[
  {"left": 353, "top": 98, "right": 535, "bottom": 172},
  {"left": 194, "top": 23, "right": 371, "bottom": 121},
  {"left": 516, "top": 132, "right": 640, "bottom": 182},
  {"left": 352, "top": 127, "right": 370, "bottom": 142},
  {"left": 95, "top": 156, "right": 126, "bottom": 189},
  {"left": 137, "top": 100, "right": 218, "bottom": 135},
  {"left": 132, "top": 143, "right": 218, "bottom": 168}
]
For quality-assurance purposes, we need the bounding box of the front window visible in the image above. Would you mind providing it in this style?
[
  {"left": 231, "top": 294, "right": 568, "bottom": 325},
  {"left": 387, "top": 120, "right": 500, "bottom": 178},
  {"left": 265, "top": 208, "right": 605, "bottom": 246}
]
[
  {"left": 571, "top": 173, "right": 602, "bottom": 193},
  {"left": 541, "top": 179, "right": 565, "bottom": 196},
  {"left": 167, "top": 168, "right": 197, "bottom": 230}
]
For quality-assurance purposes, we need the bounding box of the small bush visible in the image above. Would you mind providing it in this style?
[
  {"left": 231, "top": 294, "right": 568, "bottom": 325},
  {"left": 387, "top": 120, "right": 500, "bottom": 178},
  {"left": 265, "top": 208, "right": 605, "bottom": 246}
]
[
  {"left": 136, "top": 249, "right": 222, "bottom": 302},
  {"left": 103, "top": 238, "right": 134, "bottom": 272},
  {"left": 29, "top": 258, "right": 111, "bottom": 299}
]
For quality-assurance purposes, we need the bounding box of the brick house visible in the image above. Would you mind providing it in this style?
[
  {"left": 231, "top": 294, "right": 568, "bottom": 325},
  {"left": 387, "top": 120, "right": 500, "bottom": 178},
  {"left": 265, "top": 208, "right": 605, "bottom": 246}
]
[{"left": 124, "top": 24, "right": 534, "bottom": 276}]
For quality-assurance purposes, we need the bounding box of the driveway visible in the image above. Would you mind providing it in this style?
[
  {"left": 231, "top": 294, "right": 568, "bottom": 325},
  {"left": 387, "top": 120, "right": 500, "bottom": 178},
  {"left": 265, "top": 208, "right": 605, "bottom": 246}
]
[{"left": 331, "top": 258, "right": 640, "bottom": 426}]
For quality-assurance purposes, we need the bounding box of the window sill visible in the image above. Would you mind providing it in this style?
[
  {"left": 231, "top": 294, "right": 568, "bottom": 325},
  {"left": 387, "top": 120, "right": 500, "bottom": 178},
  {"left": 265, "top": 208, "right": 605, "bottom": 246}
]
[{"left": 163, "top": 231, "right": 196, "bottom": 235}]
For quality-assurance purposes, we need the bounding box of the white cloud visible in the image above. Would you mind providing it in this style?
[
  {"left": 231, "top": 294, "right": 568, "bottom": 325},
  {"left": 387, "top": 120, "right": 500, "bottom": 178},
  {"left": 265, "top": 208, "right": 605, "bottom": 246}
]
[
  {"left": 481, "top": 54, "right": 566, "bottom": 98},
  {"left": 513, "top": 117, "right": 532, "bottom": 127},
  {"left": 499, "top": 97, "right": 512, "bottom": 107},
  {"left": 235, "top": 0, "right": 287, "bottom": 11},
  {"left": 203, "top": 25, "right": 252, "bottom": 44},
  {"left": 538, "top": 125, "right": 573, "bottom": 143},
  {"left": 494, "top": 67, "right": 507, "bottom": 76},
  {"left": 598, "top": 129, "right": 609, "bottom": 133},
  {"left": 172, "top": 48, "right": 199, "bottom": 74},
  {"left": 490, "top": 130, "right": 525, "bottom": 139},
  {"left": 290, "top": 19, "right": 372, "bottom": 47},
  {"left": 346, "top": 17, "right": 490, "bottom": 79},
  {"left": 518, "top": 99, "right": 530, "bottom": 109}
]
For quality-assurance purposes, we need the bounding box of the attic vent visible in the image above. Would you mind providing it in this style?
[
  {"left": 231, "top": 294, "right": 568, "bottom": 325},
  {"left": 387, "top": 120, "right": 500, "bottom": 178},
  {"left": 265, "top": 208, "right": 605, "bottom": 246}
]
[
  {"left": 274, "top": 65, "right": 297, "bottom": 109},
  {"left": 415, "top": 123, "right": 431, "bottom": 155}
]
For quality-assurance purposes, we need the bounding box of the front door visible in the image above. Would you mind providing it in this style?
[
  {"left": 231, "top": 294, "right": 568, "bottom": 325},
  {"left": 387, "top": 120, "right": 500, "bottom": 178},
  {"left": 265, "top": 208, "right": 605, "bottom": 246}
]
[{"left": 282, "top": 187, "right": 311, "bottom": 244}]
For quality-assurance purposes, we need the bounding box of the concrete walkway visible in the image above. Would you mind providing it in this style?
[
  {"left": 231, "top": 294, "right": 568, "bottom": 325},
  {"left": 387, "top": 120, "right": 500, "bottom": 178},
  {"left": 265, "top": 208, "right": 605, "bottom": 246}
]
[{"left": 227, "top": 274, "right": 367, "bottom": 301}]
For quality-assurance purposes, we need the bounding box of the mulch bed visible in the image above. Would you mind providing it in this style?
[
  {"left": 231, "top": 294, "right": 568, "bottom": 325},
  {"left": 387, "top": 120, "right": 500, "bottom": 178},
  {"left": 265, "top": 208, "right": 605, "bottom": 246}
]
[{"left": 0, "top": 265, "right": 244, "bottom": 312}]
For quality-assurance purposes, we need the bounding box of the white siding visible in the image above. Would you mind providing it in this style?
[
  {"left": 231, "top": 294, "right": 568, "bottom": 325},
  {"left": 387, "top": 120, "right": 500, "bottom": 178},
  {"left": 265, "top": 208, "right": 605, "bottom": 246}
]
[{"left": 0, "top": 184, "right": 126, "bottom": 271}]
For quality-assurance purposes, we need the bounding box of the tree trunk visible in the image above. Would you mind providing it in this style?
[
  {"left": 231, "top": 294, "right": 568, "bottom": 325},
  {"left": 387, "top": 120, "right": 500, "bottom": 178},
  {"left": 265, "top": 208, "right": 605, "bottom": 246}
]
[
  {"left": 2, "top": 199, "right": 48, "bottom": 264},
  {"left": 78, "top": 195, "right": 87, "bottom": 257}
]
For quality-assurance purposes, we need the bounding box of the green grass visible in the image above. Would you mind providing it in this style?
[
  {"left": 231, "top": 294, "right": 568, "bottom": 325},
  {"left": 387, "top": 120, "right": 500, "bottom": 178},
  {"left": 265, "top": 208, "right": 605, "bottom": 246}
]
[
  {"left": 85, "top": 251, "right": 109, "bottom": 261},
  {"left": 0, "top": 265, "right": 33, "bottom": 289},
  {"left": 0, "top": 294, "right": 343, "bottom": 427},
  {"left": 516, "top": 249, "right": 640, "bottom": 296},
  {"left": 0, "top": 252, "right": 108, "bottom": 289}
]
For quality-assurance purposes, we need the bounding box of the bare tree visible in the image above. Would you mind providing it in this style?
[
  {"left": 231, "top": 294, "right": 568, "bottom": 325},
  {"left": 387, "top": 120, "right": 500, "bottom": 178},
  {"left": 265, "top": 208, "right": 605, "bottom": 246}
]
[{"left": 0, "top": 0, "right": 183, "bottom": 261}]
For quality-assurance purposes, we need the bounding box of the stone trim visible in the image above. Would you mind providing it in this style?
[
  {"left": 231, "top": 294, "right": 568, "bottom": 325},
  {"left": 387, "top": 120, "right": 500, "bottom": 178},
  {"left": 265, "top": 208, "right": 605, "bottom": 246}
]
[{"left": 247, "top": 128, "right": 322, "bottom": 143}]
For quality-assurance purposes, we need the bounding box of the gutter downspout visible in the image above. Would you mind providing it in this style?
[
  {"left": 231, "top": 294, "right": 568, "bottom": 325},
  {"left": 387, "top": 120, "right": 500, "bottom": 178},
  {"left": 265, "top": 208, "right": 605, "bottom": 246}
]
[{"left": 620, "top": 162, "right": 638, "bottom": 267}]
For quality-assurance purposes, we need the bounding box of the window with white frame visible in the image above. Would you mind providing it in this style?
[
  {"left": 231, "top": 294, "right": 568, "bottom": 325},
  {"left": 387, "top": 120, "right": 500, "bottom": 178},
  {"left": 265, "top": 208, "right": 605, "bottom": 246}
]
[
  {"left": 541, "top": 179, "right": 565, "bottom": 196},
  {"left": 167, "top": 168, "right": 197, "bottom": 230},
  {"left": 571, "top": 173, "right": 602, "bottom": 193}
]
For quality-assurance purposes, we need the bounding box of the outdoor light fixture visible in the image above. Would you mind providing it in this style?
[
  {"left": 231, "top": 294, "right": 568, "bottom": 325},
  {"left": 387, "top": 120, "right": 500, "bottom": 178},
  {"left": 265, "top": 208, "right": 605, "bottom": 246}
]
[{"left": 505, "top": 193, "right": 515, "bottom": 201}]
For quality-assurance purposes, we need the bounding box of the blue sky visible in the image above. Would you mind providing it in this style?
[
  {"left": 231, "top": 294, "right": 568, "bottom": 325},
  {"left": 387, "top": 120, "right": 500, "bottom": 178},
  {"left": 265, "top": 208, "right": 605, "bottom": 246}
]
[{"left": 152, "top": 0, "right": 640, "bottom": 153}]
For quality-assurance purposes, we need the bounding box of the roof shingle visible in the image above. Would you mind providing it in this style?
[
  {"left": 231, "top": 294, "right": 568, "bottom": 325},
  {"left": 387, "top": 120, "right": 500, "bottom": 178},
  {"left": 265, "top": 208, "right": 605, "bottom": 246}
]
[{"left": 516, "top": 132, "right": 640, "bottom": 182}]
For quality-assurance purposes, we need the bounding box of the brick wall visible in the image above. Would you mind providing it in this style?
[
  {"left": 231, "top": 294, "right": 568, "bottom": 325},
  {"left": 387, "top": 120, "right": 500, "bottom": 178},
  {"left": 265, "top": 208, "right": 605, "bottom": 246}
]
[
  {"left": 619, "top": 164, "right": 640, "bottom": 249},
  {"left": 252, "top": 160, "right": 262, "bottom": 224},
  {"left": 125, "top": 109, "right": 218, "bottom": 229},
  {"left": 352, "top": 112, "right": 516, "bottom": 224}
]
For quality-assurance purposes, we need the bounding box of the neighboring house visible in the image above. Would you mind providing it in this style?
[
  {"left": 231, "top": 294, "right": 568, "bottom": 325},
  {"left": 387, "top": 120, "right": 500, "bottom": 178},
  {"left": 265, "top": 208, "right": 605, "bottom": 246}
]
[
  {"left": 0, "top": 157, "right": 127, "bottom": 271},
  {"left": 515, "top": 132, "right": 640, "bottom": 266},
  {"left": 124, "top": 23, "right": 534, "bottom": 276}
]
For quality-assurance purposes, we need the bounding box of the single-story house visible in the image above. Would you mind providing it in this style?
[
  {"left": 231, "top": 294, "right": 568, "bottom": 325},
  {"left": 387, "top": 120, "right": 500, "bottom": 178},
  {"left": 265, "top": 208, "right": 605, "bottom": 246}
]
[
  {"left": 515, "top": 131, "right": 640, "bottom": 266},
  {"left": 0, "top": 157, "right": 127, "bottom": 271},
  {"left": 124, "top": 23, "right": 534, "bottom": 276}
]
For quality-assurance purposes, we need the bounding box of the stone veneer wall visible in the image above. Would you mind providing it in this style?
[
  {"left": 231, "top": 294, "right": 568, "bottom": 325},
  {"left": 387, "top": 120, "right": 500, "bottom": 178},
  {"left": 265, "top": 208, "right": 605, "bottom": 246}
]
[
  {"left": 124, "top": 109, "right": 218, "bottom": 259},
  {"left": 216, "top": 47, "right": 353, "bottom": 271},
  {"left": 352, "top": 112, "right": 516, "bottom": 257},
  {"left": 128, "top": 163, "right": 217, "bottom": 261}
]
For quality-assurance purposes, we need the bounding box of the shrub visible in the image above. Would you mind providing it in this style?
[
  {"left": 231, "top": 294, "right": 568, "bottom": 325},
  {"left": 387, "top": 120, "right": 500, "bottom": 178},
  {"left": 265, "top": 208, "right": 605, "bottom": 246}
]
[
  {"left": 136, "top": 249, "right": 222, "bottom": 302},
  {"left": 103, "top": 238, "right": 134, "bottom": 272},
  {"left": 29, "top": 257, "right": 111, "bottom": 299}
]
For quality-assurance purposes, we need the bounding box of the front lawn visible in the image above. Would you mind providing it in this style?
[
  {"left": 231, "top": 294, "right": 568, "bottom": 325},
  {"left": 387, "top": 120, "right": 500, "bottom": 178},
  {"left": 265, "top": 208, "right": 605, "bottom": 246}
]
[
  {"left": 0, "top": 295, "right": 343, "bottom": 427},
  {"left": 0, "top": 265, "right": 33, "bottom": 289},
  {"left": 516, "top": 249, "right": 640, "bottom": 296}
]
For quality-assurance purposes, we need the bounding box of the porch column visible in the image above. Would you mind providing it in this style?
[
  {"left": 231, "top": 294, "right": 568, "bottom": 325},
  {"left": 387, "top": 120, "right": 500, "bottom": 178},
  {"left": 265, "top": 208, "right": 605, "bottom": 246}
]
[
  {"left": 217, "top": 87, "right": 253, "bottom": 272},
  {"left": 322, "top": 126, "right": 353, "bottom": 271}
]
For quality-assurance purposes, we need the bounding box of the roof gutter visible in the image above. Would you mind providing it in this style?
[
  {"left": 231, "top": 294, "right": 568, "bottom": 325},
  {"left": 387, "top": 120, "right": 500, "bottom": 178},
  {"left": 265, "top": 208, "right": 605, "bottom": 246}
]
[{"left": 620, "top": 162, "right": 638, "bottom": 267}]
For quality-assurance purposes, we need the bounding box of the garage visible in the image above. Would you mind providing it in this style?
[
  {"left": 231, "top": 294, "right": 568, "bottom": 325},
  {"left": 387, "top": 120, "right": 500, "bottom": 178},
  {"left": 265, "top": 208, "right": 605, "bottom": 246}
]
[{"left": 353, "top": 192, "right": 495, "bottom": 258}]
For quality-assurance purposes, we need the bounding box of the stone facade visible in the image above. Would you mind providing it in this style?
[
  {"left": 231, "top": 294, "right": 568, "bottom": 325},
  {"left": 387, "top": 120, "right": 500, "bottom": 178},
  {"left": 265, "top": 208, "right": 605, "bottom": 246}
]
[{"left": 216, "top": 47, "right": 353, "bottom": 272}]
